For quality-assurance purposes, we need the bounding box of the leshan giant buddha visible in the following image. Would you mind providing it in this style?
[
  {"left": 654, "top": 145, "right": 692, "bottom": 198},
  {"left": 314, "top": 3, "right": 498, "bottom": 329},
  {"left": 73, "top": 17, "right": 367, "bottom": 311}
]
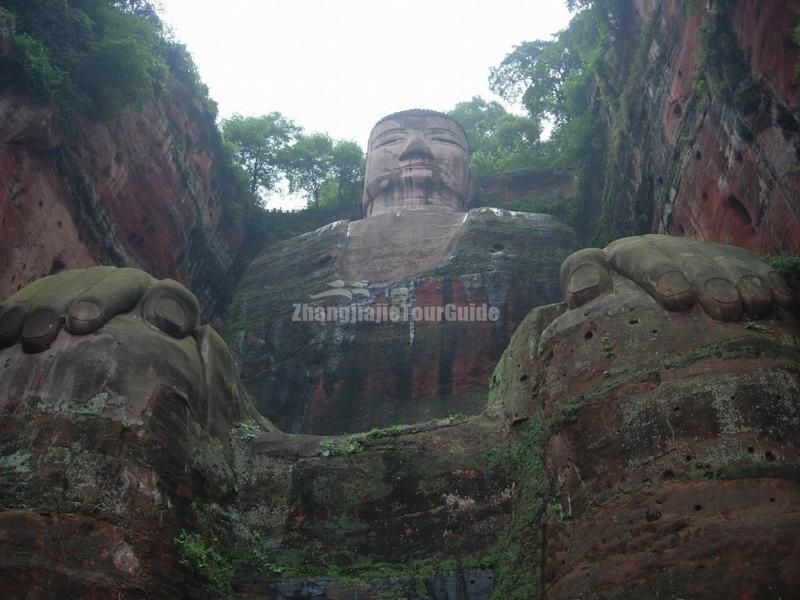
[
  {"left": 0, "top": 108, "right": 796, "bottom": 595},
  {"left": 225, "top": 110, "right": 580, "bottom": 434}
]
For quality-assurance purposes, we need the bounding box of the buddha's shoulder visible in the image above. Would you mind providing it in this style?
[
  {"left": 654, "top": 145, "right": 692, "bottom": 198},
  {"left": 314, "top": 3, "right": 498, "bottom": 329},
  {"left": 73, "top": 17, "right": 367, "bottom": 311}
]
[{"left": 463, "top": 207, "right": 577, "bottom": 238}]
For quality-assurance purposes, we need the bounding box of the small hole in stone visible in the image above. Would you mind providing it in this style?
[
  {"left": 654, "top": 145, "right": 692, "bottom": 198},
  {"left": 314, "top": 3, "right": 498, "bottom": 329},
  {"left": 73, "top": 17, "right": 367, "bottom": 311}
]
[
  {"left": 657, "top": 176, "right": 664, "bottom": 184},
  {"left": 747, "top": 446, "right": 754, "bottom": 453},
  {"left": 519, "top": 374, "right": 528, "bottom": 382},
  {"left": 629, "top": 319, "right": 639, "bottom": 325},
  {"left": 492, "top": 244, "right": 504, "bottom": 251},
  {"left": 685, "top": 455, "right": 693, "bottom": 462},
  {"left": 769, "top": 497, "right": 775, "bottom": 503},
  {"left": 651, "top": 329, "right": 658, "bottom": 334},
  {"left": 38, "top": 200, "right": 43, "bottom": 208},
  {"left": 646, "top": 510, "right": 661, "bottom": 522},
  {"left": 674, "top": 406, "right": 680, "bottom": 412},
  {"left": 585, "top": 331, "right": 594, "bottom": 340},
  {"left": 49, "top": 258, "right": 66, "bottom": 275},
  {"left": 694, "top": 504, "right": 702, "bottom": 511},
  {"left": 735, "top": 151, "right": 743, "bottom": 162},
  {"left": 695, "top": 150, "right": 702, "bottom": 160},
  {"left": 673, "top": 102, "right": 683, "bottom": 117},
  {"left": 702, "top": 191, "right": 708, "bottom": 200},
  {"left": 678, "top": 69, "right": 683, "bottom": 78},
  {"left": 765, "top": 450, "right": 776, "bottom": 461}
]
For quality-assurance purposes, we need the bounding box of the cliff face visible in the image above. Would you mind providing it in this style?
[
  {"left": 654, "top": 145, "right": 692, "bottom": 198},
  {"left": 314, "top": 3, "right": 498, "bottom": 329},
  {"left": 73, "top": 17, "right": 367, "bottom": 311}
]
[
  {"left": 489, "top": 277, "right": 800, "bottom": 598},
  {"left": 598, "top": 0, "right": 800, "bottom": 254},
  {"left": 0, "top": 26, "right": 246, "bottom": 317}
]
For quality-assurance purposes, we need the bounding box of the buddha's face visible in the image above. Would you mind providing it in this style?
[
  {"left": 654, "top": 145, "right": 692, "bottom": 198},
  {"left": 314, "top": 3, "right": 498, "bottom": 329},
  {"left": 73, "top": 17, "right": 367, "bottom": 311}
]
[{"left": 363, "top": 113, "right": 474, "bottom": 217}]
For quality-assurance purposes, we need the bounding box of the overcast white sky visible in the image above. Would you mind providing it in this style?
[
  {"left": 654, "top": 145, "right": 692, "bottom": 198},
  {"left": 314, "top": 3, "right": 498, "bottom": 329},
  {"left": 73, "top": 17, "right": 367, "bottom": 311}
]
[{"left": 159, "top": 0, "right": 573, "bottom": 209}]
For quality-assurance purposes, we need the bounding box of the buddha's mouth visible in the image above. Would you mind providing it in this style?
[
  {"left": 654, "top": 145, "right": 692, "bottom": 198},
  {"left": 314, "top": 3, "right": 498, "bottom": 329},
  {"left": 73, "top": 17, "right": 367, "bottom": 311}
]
[{"left": 400, "top": 159, "right": 433, "bottom": 168}]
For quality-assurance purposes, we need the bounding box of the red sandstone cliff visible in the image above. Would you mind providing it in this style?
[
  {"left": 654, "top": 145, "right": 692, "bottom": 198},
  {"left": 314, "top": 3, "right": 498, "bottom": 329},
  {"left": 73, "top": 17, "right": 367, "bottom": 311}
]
[
  {"left": 0, "top": 22, "right": 247, "bottom": 317},
  {"left": 598, "top": 0, "right": 800, "bottom": 254}
]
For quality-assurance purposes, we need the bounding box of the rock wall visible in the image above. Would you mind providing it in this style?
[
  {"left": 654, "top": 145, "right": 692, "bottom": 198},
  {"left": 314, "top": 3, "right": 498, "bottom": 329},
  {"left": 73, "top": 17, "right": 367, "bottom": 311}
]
[
  {"left": 0, "top": 25, "right": 247, "bottom": 317},
  {"left": 488, "top": 277, "right": 800, "bottom": 597},
  {"left": 598, "top": 0, "right": 800, "bottom": 254},
  {"left": 478, "top": 171, "right": 576, "bottom": 210}
]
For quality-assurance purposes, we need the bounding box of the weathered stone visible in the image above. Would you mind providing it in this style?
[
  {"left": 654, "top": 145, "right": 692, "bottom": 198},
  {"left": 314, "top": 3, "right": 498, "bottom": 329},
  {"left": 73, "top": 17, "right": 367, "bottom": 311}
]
[
  {"left": 363, "top": 110, "right": 475, "bottom": 217},
  {"left": 0, "top": 22, "right": 246, "bottom": 318},
  {"left": 1, "top": 231, "right": 798, "bottom": 598},
  {"left": 226, "top": 207, "right": 577, "bottom": 435},
  {"left": 596, "top": 0, "right": 800, "bottom": 254},
  {"left": 490, "top": 273, "right": 800, "bottom": 598}
]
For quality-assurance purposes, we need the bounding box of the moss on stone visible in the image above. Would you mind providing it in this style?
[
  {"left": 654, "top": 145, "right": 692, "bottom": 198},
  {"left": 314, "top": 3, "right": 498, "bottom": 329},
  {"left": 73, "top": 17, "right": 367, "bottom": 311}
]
[
  {"left": 0, "top": 449, "right": 32, "bottom": 474},
  {"left": 486, "top": 418, "right": 548, "bottom": 599}
]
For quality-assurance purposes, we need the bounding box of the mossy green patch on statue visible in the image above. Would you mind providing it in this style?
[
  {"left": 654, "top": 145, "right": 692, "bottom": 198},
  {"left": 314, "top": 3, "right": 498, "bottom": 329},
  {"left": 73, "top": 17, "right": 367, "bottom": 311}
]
[
  {"left": 64, "top": 392, "right": 108, "bottom": 416},
  {"left": 485, "top": 417, "right": 548, "bottom": 599},
  {"left": 175, "top": 529, "right": 235, "bottom": 595},
  {"left": 190, "top": 428, "right": 234, "bottom": 490},
  {"left": 0, "top": 449, "right": 32, "bottom": 474},
  {"left": 488, "top": 302, "right": 564, "bottom": 420},
  {"left": 432, "top": 209, "right": 575, "bottom": 278}
]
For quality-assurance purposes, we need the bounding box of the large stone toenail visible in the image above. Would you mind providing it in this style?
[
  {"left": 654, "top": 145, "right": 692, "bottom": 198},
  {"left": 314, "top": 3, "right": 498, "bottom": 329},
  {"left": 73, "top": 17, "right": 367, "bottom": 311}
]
[
  {"left": 152, "top": 296, "right": 186, "bottom": 336},
  {"left": 655, "top": 271, "right": 690, "bottom": 297},
  {"left": 738, "top": 275, "right": 770, "bottom": 300},
  {"left": 704, "top": 277, "right": 738, "bottom": 304},
  {"left": 22, "top": 307, "right": 61, "bottom": 353},
  {"left": 0, "top": 306, "right": 24, "bottom": 347},
  {"left": 70, "top": 299, "right": 102, "bottom": 322},
  {"left": 568, "top": 264, "right": 601, "bottom": 294}
]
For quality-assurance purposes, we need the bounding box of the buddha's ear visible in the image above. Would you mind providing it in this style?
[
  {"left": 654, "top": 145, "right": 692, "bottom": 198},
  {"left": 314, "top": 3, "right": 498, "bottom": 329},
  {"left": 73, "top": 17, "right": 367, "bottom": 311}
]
[{"left": 464, "top": 171, "right": 478, "bottom": 210}]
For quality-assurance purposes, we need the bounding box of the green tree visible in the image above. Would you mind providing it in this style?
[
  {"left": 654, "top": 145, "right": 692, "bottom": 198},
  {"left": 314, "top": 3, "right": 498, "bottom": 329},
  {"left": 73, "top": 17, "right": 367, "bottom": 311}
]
[
  {"left": 284, "top": 133, "right": 335, "bottom": 209},
  {"left": 6, "top": 0, "right": 173, "bottom": 116},
  {"left": 448, "top": 96, "right": 546, "bottom": 182},
  {"left": 329, "top": 140, "right": 364, "bottom": 208},
  {"left": 447, "top": 96, "right": 507, "bottom": 154},
  {"left": 221, "top": 113, "right": 299, "bottom": 203},
  {"left": 485, "top": 0, "right": 642, "bottom": 243},
  {"left": 489, "top": 37, "right": 581, "bottom": 127}
]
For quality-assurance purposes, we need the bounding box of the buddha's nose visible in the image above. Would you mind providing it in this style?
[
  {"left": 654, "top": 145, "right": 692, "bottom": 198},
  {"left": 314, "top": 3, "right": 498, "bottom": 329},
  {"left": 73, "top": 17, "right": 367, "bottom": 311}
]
[{"left": 399, "top": 135, "right": 433, "bottom": 161}]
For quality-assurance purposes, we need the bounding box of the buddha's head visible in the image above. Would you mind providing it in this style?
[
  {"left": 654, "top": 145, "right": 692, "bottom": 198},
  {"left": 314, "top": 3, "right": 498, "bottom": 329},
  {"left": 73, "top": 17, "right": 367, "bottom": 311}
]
[{"left": 363, "top": 109, "right": 475, "bottom": 217}]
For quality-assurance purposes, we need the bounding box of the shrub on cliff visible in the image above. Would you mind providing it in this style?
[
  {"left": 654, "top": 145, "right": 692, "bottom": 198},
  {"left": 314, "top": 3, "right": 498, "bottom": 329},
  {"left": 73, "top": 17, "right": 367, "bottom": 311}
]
[
  {"left": 5, "top": 0, "right": 200, "bottom": 118},
  {"left": 12, "top": 32, "right": 69, "bottom": 101}
]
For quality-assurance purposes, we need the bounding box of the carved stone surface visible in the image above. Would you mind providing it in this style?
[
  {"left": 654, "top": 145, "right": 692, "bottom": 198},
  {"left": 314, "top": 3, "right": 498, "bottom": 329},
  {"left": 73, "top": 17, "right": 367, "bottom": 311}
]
[
  {"left": 225, "top": 208, "right": 577, "bottom": 435},
  {"left": 224, "top": 109, "right": 577, "bottom": 435},
  {"left": 362, "top": 110, "right": 475, "bottom": 218},
  {"left": 490, "top": 273, "right": 800, "bottom": 598},
  {"left": 0, "top": 233, "right": 797, "bottom": 597}
]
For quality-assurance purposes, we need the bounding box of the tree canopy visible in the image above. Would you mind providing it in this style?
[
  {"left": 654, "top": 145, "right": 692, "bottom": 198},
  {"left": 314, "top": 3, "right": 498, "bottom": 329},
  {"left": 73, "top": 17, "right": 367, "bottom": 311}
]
[
  {"left": 3, "top": 0, "right": 209, "bottom": 117},
  {"left": 221, "top": 113, "right": 299, "bottom": 200},
  {"left": 221, "top": 115, "right": 364, "bottom": 212},
  {"left": 447, "top": 96, "right": 547, "bottom": 182}
]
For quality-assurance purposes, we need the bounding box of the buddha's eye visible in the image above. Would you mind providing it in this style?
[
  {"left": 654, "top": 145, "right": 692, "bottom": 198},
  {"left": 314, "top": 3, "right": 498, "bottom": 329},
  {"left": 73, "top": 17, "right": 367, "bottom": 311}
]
[
  {"left": 375, "top": 137, "right": 402, "bottom": 148},
  {"left": 432, "top": 137, "right": 461, "bottom": 147}
]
